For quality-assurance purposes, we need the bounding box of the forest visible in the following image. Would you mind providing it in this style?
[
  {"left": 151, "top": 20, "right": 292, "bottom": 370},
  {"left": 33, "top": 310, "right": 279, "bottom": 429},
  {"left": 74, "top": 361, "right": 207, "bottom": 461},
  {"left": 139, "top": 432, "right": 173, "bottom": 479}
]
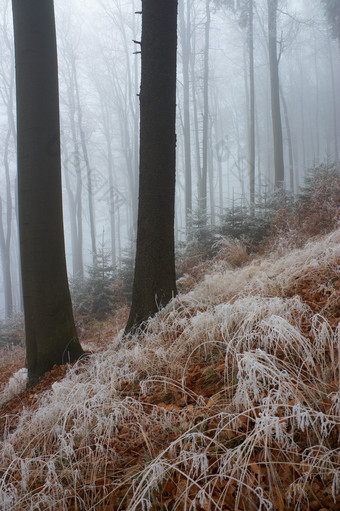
[{"left": 0, "top": 0, "right": 340, "bottom": 509}]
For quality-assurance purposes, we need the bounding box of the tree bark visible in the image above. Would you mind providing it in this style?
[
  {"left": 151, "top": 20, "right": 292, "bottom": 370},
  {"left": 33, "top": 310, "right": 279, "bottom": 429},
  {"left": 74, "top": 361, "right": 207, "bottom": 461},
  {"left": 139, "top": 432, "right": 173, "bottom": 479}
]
[
  {"left": 12, "top": 0, "right": 83, "bottom": 384},
  {"left": 125, "top": 0, "right": 178, "bottom": 333}
]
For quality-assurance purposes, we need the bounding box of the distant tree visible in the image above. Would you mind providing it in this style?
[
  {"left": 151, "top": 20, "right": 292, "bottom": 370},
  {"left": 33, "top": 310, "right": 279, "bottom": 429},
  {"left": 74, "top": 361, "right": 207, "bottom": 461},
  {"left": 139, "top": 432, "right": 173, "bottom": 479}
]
[
  {"left": 125, "top": 0, "right": 178, "bottom": 333},
  {"left": 267, "top": 0, "right": 284, "bottom": 188},
  {"left": 198, "top": 0, "right": 211, "bottom": 216},
  {"left": 72, "top": 241, "right": 118, "bottom": 318},
  {"left": 178, "top": 0, "right": 192, "bottom": 234},
  {"left": 322, "top": 0, "right": 340, "bottom": 45},
  {"left": 0, "top": 0, "right": 15, "bottom": 319},
  {"left": 214, "top": 0, "right": 256, "bottom": 210},
  {"left": 12, "top": 0, "right": 83, "bottom": 384},
  {"left": 322, "top": 0, "right": 340, "bottom": 161}
]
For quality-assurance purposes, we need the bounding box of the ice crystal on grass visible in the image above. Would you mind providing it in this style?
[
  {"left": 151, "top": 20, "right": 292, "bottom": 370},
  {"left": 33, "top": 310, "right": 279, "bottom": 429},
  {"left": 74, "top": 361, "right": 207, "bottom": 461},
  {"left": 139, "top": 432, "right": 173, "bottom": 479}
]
[
  {"left": 0, "top": 368, "right": 27, "bottom": 406},
  {"left": 1, "top": 230, "right": 340, "bottom": 509}
]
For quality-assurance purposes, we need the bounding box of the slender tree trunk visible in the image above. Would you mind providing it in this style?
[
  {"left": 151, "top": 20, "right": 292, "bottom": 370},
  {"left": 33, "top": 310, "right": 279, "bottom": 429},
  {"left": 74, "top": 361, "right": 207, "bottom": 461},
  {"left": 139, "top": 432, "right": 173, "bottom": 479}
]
[
  {"left": 0, "top": 127, "right": 13, "bottom": 319},
  {"left": 12, "top": 0, "right": 83, "bottom": 384},
  {"left": 63, "top": 145, "right": 83, "bottom": 278},
  {"left": 0, "top": 192, "right": 13, "bottom": 320},
  {"left": 280, "top": 87, "right": 294, "bottom": 193},
  {"left": 67, "top": 109, "right": 84, "bottom": 278},
  {"left": 248, "top": 0, "right": 255, "bottom": 212},
  {"left": 267, "top": 0, "right": 284, "bottom": 188},
  {"left": 106, "top": 127, "right": 116, "bottom": 268},
  {"left": 72, "top": 58, "right": 97, "bottom": 262},
  {"left": 125, "top": 0, "right": 178, "bottom": 333},
  {"left": 208, "top": 121, "right": 215, "bottom": 226},
  {"left": 179, "top": 0, "right": 192, "bottom": 234},
  {"left": 328, "top": 32, "right": 339, "bottom": 161},
  {"left": 200, "top": 0, "right": 210, "bottom": 214}
]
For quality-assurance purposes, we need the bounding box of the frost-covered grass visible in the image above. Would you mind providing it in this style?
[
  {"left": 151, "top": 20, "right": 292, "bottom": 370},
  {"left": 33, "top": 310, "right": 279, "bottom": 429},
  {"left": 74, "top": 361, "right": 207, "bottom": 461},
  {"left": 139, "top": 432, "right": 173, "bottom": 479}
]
[
  {"left": 0, "top": 368, "right": 27, "bottom": 407},
  {"left": 1, "top": 231, "right": 340, "bottom": 510}
]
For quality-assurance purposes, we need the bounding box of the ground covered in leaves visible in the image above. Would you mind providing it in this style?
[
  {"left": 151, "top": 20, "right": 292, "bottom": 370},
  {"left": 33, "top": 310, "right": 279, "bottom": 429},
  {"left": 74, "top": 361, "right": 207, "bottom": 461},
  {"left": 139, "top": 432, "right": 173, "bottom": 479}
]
[{"left": 1, "top": 231, "right": 340, "bottom": 510}]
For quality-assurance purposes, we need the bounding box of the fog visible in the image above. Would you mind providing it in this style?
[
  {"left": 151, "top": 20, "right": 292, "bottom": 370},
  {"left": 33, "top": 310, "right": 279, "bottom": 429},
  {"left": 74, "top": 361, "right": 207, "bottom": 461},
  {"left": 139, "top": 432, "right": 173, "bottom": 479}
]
[{"left": 0, "top": 0, "right": 339, "bottom": 319}]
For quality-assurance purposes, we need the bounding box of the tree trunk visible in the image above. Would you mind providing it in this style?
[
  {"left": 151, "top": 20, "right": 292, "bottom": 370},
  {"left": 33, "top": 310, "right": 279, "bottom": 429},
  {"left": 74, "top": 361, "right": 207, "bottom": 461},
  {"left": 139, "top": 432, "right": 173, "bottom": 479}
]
[
  {"left": 328, "top": 32, "right": 339, "bottom": 162},
  {"left": 248, "top": 0, "right": 255, "bottom": 212},
  {"left": 72, "top": 58, "right": 97, "bottom": 263},
  {"left": 0, "top": 127, "right": 13, "bottom": 319},
  {"left": 280, "top": 87, "right": 294, "bottom": 193},
  {"left": 179, "top": 0, "right": 192, "bottom": 234},
  {"left": 199, "top": 0, "right": 211, "bottom": 214},
  {"left": 267, "top": 0, "right": 284, "bottom": 188},
  {"left": 125, "top": 0, "right": 178, "bottom": 333},
  {"left": 12, "top": 0, "right": 83, "bottom": 384}
]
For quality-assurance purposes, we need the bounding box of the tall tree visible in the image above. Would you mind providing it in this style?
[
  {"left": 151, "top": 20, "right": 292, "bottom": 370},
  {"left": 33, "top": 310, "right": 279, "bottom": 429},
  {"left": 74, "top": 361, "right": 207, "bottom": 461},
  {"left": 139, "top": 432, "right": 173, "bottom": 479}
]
[
  {"left": 0, "top": 0, "right": 15, "bottom": 318},
  {"left": 267, "top": 0, "right": 284, "bottom": 188},
  {"left": 214, "top": 0, "right": 256, "bottom": 209},
  {"left": 125, "top": 0, "right": 178, "bottom": 333},
  {"left": 322, "top": 0, "right": 340, "bottom": 52},
  {"left": 12, "top": 0, "right": 83, "bottom": 384},
  {"left": 248, "top": 0, "right": 255, "bottom": 211},
  {"left": 179, "top": 0, "right": 192, "bottom": 234},
  {"left": 198, "top": 0, "right": 211, "bottom": 215}
]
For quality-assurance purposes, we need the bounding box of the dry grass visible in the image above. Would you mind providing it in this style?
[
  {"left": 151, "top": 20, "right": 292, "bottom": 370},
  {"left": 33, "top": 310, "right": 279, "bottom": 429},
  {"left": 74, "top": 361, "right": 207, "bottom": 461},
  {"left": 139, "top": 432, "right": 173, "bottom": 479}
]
[{"left": 1, "top": 230, "right": 340, "bottom": 510}]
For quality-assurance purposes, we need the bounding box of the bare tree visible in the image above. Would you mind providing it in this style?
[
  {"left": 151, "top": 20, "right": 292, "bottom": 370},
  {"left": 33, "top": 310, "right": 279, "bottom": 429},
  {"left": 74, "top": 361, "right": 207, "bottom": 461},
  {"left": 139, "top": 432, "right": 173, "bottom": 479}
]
[
  {"left": 0, "top": 0, "right": 15, "bottom": 318},
  {"left": 179, "top": 0, "right": 193, "bottom": 234},
  {"left": 267, "top": 0, "right": 284, "bottom": 188}
]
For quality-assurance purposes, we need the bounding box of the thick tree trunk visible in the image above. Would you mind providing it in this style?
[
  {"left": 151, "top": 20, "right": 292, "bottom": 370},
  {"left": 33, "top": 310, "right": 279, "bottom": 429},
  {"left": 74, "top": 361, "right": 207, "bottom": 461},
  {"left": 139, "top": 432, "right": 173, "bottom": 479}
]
[
  {"left": 125, "top": 0, "right": 178, "bottom": 333},
  {"left": 267, "top": 0, "right": 284, "bottom": 188},
  {"left": 12, "top": 0, "right": 83, "bottom": 384}
]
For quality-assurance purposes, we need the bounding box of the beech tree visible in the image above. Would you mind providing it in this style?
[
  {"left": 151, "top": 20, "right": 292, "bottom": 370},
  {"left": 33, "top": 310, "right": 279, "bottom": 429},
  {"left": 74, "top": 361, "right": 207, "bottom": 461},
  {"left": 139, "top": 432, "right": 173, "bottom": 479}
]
[
  {"left": 125, "top": 0, "right": 178, "bottom": 333},
  {"left": 12, "top": 0, "right": 83, "bottom": 384}
]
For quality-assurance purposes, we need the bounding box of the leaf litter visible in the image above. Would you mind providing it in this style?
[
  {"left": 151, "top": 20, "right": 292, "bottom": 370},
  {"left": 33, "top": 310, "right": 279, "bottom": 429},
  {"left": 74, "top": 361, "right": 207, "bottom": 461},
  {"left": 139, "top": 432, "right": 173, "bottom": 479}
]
[{"left": 1, "top": 230, "right": 340, "bottom": 510}]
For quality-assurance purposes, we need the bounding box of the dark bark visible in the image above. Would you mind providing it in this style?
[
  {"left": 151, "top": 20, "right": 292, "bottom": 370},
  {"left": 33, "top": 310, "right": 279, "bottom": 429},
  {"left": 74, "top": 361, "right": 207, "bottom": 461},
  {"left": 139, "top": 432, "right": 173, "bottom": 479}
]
[
  {"left": 125, "top": 0, "right": 178, "bottom": 333},
  {"left": 12, "top": 0, "right": 83, "bottom": 384},
  {"left": 267, "top": 0, "right": 284, "bottom": 188}
]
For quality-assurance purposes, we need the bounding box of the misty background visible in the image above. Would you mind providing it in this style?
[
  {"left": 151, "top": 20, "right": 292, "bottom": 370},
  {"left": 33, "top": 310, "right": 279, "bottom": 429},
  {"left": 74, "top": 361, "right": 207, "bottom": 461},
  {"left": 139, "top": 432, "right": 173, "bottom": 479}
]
[{"left": 0, "top": 0, "right": 339, "bottom": 319}]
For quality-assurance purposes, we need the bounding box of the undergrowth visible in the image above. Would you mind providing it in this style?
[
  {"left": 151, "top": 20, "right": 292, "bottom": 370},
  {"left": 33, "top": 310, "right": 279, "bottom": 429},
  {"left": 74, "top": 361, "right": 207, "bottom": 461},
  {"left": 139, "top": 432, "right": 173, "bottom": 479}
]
[{"left": 1, "top": 229, "right": 340, "bottom": 510}]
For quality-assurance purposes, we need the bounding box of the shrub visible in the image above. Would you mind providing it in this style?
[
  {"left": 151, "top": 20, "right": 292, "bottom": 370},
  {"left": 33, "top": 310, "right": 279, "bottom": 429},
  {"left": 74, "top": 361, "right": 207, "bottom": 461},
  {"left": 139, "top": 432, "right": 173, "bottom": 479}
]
[{"left": 270, "top": 162, "right": 340, "bottom": 247}]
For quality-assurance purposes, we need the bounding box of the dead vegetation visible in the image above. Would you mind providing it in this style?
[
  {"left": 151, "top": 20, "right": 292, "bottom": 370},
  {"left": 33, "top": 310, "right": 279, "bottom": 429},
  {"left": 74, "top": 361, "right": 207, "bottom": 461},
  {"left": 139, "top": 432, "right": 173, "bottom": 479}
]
[{"left": 0, "top": 226, "right": 339, "bottom": 510}]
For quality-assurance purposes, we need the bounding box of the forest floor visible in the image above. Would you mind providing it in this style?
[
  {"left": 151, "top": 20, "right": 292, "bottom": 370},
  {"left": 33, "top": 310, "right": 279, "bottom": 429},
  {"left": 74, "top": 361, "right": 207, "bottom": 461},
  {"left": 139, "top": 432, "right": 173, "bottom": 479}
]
[{"left": 0, "top": 231, "right": 340, "bottom": 510}]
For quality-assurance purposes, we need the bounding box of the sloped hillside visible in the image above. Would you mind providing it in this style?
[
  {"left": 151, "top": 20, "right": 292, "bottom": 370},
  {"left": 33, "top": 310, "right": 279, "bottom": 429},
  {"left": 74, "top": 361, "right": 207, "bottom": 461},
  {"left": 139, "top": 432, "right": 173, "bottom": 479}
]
[{"left": 1, "top": 230, "right": 340, "bottom": 510}]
